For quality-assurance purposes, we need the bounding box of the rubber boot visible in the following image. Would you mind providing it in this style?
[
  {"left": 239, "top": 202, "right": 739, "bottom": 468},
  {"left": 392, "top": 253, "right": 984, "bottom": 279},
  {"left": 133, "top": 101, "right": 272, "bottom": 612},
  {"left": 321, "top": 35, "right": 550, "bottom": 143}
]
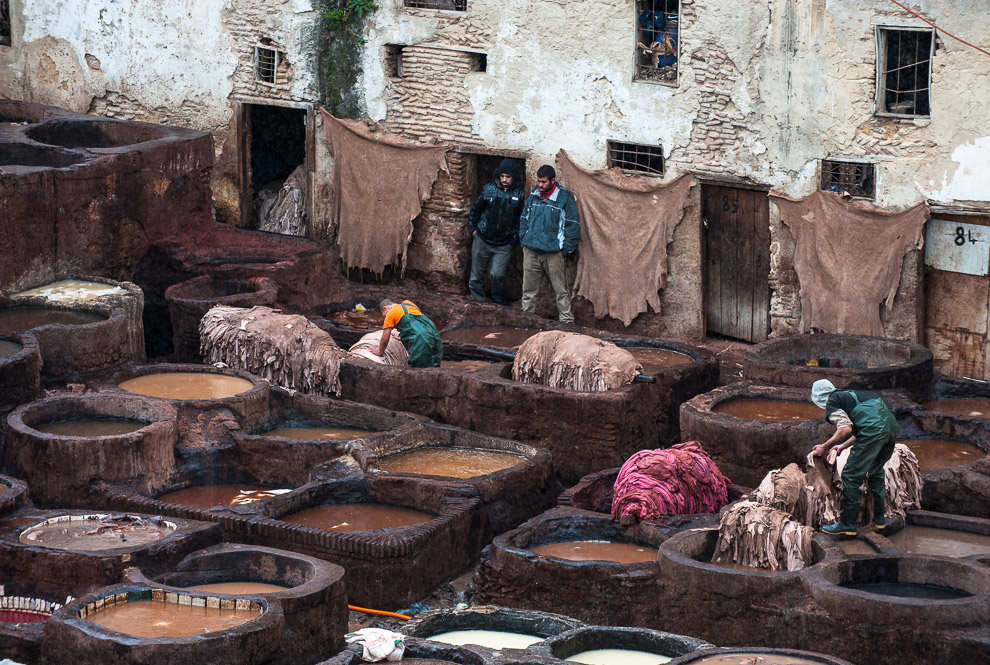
[
  {"left": 822, "top": 521, "right": 858, "bottom": 538},
  {"left": 872, "top": 494, "right": 886, "bottom": 531}
]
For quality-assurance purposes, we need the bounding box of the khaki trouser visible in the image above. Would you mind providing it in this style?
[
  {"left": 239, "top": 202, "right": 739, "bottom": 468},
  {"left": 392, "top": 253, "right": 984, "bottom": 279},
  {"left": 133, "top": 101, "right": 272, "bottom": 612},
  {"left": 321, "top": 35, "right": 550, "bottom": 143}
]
[{"left": 521, "top": 247, "right": 573, "bottom": 323}]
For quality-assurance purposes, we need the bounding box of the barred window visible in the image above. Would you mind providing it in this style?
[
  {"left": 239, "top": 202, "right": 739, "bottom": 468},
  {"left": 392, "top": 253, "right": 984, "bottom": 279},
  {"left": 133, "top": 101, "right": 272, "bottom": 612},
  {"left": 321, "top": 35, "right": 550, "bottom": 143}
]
[
  {"left": 607, "top": 141, "right": 664, "bottom": 177},
  {"left": 404, "top": 0, "right": 466, "bottom": 10},
  {"left": 821, "top": 160, "right": 876, "bottom": 200},
  {"left": 635, "top": 0, "right": 680, "bottom": 85},
  {"left": 255, "top": 45, "right": 278, "bottom": 85},
  {"left": 876, "top": 27, "right": 933, "bottom": 117},
  {"left": 1, "top": 1, "right": 10, "bottom": 47}
]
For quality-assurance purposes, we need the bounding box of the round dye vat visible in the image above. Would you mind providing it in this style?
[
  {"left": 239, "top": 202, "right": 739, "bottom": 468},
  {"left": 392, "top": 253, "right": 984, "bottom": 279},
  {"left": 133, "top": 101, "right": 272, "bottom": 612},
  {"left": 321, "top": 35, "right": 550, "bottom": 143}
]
[
  {"left": 19, "top": 515, "right": 175, "bottom": 551},
  {"left": 625, "top": 348, "right": 692, "bottom": 367},
  {"left": 713, "top": 398, "right": 822, "bottom": 421},
  {"left": 157, "top": 485, "right": 290, "bottom": 508},
  {"left": 263, "top": 425, "right": 375, "bottom": 440},
  {"left": 900, "top": 438, "right": 985, "bottom": 470},
  {"left": 0, "top": 339, "right": 23, "bottom": 358},
  {"left": 186, "top": 582, "right": 288, "bottom": 594},
  {"left": 530, "top": 540, "right": 657, "bottom": 564},
  {"left": 567, "top": 648, "right": 671, "bottom": 664},
  {"left": 378, "top": 447, "right": 523, "bottom": 478},
  {"left": 923, "top": 398, "right": 990, "bottom": 418},
  {"left": 886, "top": 526, "right": 990, "bottom": 558},
  {"left": 0, "top": 307, "right": 106, "bottom": 335},
  {"left": 283, "top": 504, "right": 434, "bottom": 532},
  {"left": 118, "top": 372, "right": 254, "bottom": 400},
  {"left": 841, "top": 582, "right": 971, "bottom": 599},
  {"left": 441, "top": 326, "right": 543, "bottom": 348},
  {"left": 428, "top": 629, "right": 543, "bottom": 650},
  {"left": 439, "top": 359, "right": 492, "bottom": 371},
  {"left": 87, "top": 599, "right": 261, "bottom": 638},
  {"left": 32, "top": 418, "right": 147, "bottom": 437},
  {"left": 688, "top": 654, "right": 826, "bottom": 665},
  {"left": 13, "top": 279, "right": 127, "bottom": 303}
]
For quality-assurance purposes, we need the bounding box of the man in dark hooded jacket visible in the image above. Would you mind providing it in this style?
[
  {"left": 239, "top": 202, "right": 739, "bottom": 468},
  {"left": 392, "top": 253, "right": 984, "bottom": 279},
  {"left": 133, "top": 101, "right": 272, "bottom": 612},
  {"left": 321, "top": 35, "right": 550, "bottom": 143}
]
[{"left": 467, "top": 158, "right": 525, "bottom": 306}]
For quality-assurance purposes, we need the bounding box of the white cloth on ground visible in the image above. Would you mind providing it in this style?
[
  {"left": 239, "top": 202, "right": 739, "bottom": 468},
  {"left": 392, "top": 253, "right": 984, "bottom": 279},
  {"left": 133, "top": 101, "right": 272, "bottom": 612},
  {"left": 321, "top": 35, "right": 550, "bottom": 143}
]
[{"left": 345, "top": 628, "right": 406, "bottom": 662}]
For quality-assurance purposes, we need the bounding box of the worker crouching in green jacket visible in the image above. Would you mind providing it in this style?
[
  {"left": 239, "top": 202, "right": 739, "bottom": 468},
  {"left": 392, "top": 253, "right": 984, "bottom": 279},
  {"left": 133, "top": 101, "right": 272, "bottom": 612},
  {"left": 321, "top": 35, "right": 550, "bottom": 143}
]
[
  {"left": 375, "top": 299, "right": 443, "bottom": 368},
  {"left": 810, "top": 379, "right": 899, "bottom": 537}
]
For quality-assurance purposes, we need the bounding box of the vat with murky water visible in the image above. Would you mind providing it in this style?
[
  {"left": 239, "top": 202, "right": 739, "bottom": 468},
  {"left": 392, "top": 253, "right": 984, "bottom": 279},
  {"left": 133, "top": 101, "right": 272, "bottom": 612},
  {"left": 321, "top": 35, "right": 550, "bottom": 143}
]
[
  {"left": 668, "top": 648, "right": 853, "bottom": 665},
  {"left": 537, "top": 626, "right": 712, "bottom": 664},
  {"left": 403, "top": 606, "right": 584, "bottom": 653}
]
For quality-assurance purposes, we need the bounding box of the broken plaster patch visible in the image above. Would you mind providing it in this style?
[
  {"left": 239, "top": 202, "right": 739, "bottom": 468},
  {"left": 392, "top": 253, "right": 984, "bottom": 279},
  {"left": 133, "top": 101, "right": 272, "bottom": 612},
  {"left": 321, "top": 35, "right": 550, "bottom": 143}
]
[{"left": 928, "top": 137, "right": 990, "bottom": 204}]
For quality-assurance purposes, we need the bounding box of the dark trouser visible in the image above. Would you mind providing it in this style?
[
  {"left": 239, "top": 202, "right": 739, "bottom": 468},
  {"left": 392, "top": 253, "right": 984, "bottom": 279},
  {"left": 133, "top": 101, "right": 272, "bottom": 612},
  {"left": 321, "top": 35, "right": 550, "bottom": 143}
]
[
  {"left": 469, "top": 235, "right": 514, "bottom": 305},
  {"left": 839, "top": 399, "right": 899, "bottom": 525}
]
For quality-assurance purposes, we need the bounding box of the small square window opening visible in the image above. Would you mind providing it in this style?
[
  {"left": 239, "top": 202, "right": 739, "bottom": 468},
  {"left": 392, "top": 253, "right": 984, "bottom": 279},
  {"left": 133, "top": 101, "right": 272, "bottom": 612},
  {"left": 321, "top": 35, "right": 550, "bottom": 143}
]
[
  {"left": 877, "top": 28, "right": 933, "bottom": 117},
  {"left": 255, "top": 45, "right": 279, "bottom": 85},
  {"left": 607, "top": 141, "right": 665, "bottom": 177},
  {"left": 470, "top": 52, "right": 487, "bottom": 73},
  {"left": 385, "top": 44, "right": 405, "bottom": 78},
  {"left": 0, "top": 1, "right": 11, "bottom": 47},
  {"left": 635, "top": 0, "right": 680, "bottom": 85},
  {"left": 821, "top": 160, "right": 876, "bottom": 200},
  {"left": 403, "top": 0, "right": 467, "bottom": 10}
]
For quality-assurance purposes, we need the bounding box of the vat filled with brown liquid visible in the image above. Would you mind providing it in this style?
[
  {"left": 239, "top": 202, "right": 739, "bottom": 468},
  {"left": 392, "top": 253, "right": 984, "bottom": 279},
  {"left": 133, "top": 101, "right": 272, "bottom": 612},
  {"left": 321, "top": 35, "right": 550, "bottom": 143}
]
[
  {"left": 899, "top": 438, "right": 986, "bottom": 470},
  {"left": 32, "top": 418, "right": 147, "bottom": 437},
  {"left": 186, "top": 582, "right": 288, "bottom": 594},
  {"left": 0, "top": 307, "right": 105, "bottom": 335},
  {"left": 0, "top": 339, "right": 23, "bottom": 359},
  {"left": 283, "top": 503, "right": 435, "bottom": 532},
  {"left": 19, "top": 514, "right": 175, "bottom": 551},
  {"left": 439, "top": 359, "right": 493, "bottom": 372},
  {"left": 529, "top": 540, "right": 657, "bottom": 564},
  {"left": 118, "top": 372, "right": 254, "bottom": 400},
  {"left": 263, "top": 425, "right": 375, "bottom": 440},
  {"left": 441, "top": 326, "right": 543, "bottom": 348},
  {"left": 378, "top": 447, "right": 523, "bottom": 478},
  {"left": 888, "top": 526, "right": 990, "bottom": 558},
  {"left": 87, "top": 599, "right": 261, "bottom": 637},
  {"left": 923, "top": 398, "right": 990, "bottom": 418},
  {"left": 713, "top": 398, "right": 822, "bottom": 421},
  {"left": 625, "top": 348, "right": 692, "bottom": 367},
  {"left": 157, "top": 485, "right": 290, "bottom": 509}
]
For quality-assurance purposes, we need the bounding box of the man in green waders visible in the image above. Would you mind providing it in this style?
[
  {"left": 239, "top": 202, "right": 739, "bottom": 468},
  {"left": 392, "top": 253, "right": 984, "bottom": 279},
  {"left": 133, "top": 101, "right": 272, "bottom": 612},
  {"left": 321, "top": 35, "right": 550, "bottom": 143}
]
[
  {"left": 810, "top": 379, "right": 898, "bottom": 537},
  {"left": 374, "top": 299, "right": 443, "bottom": 368}
]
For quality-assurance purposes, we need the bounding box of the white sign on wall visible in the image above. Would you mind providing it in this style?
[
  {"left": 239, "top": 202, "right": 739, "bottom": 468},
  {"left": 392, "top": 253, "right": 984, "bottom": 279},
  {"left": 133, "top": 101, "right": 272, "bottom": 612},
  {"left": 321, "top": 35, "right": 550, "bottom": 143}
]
[{"left": 925, "top": 218, "right": 990, "bottom": 277}]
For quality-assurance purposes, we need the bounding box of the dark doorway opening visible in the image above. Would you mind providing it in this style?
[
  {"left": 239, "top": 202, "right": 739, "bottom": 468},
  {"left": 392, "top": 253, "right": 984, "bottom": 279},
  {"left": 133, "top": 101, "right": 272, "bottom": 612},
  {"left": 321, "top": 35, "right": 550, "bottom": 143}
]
[{"left": 245, "top": 104, "right": 307, "bottom": 236}]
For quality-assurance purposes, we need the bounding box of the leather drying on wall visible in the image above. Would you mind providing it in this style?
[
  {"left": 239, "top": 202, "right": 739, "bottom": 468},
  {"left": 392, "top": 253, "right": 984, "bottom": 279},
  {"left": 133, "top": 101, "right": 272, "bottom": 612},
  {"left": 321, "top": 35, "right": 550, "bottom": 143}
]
[
  {"left": 321, "top": 110, "right": 449, "bottom": 275},
  {"left": 772, "top": 190, "right": 929, "bottom": 336},
  {"left": 556, "top": 150, "right": 696, "bottom": 326}
]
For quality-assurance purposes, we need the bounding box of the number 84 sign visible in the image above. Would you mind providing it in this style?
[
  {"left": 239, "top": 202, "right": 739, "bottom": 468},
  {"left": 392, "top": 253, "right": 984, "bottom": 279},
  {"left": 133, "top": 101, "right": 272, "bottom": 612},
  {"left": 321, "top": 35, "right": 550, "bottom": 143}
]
[{"left": 925, "top": 218, "right": 990, "bottom": 277}]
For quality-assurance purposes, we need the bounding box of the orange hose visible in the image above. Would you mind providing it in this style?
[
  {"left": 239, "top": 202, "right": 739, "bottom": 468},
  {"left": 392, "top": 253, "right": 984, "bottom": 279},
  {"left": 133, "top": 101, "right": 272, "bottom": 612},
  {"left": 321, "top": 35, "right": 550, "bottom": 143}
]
[{"left": 348, "top": 605, "right": 411, "bottom": 620}]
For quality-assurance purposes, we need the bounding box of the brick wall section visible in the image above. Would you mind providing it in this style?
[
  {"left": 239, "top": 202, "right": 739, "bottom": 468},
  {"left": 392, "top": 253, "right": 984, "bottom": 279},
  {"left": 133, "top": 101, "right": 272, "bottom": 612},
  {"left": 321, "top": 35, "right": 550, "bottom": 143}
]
[{"left": 226, "top": 1, "right": 309, "bottom": 103}]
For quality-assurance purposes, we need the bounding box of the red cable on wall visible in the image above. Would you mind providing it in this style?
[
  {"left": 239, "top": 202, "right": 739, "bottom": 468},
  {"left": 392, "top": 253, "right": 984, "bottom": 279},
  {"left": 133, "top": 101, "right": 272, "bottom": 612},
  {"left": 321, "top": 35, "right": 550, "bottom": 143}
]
[{"left": 888, "top": 0, "right": 990, "bottom": 58}]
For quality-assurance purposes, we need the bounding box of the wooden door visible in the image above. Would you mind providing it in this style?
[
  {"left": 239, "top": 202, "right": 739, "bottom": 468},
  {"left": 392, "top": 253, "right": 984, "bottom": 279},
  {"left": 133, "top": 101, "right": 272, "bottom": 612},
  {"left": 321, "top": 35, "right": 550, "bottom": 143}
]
[{"left": 703, "top": 184, "right": 771, "bottom": 342}]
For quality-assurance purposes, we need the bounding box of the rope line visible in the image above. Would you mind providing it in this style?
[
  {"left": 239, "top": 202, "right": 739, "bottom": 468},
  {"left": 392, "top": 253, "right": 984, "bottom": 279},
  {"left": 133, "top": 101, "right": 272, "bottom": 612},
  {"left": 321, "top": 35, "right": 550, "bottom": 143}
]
[{"left": 888, "top": 0, "right": 990, "bottom": 58}]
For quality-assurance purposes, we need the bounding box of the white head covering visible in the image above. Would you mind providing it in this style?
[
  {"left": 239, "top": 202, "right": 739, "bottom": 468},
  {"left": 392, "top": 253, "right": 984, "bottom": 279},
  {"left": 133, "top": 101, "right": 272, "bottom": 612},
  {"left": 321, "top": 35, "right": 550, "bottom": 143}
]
[{"left": 811, "top": 379, "right": 836, "bottom": 409}]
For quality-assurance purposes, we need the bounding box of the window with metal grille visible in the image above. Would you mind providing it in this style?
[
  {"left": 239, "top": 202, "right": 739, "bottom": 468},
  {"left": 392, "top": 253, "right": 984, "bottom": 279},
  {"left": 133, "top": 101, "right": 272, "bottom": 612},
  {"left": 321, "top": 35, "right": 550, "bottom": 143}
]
[
  {"left": 404, "top": 0, "right": 466, "bottom": 10},
  {"left": 821, "top": 160, "right": 876, "bottom": 200},
  {"left": 1, "top": 1, "right": 11, "bottom": 47},
  {"left": 385, "top": 44, "right": 405, "bottom": 78},
  {"left": 876, "top": 27, "right": 933, "bottom": 117},
  {"left": 607, "top": 141, "right": 664, "bottom": 177},
  {"left": 635, "top": 0, "right": 679, "bottom": 85},
  {"left": 255, "top": 45, "right": 278, "bottom": 85}
]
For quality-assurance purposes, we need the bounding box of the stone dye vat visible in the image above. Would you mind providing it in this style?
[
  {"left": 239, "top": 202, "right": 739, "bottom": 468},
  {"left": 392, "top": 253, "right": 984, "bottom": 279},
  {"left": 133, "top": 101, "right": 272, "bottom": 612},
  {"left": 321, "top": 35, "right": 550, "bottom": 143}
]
[
  {"left": 43, "top": 585, "right": 281, "bottom": 665},
  {"left": 314, "top": 298, "right": 449, "bottom": 348},
  {"left": 357, "top": 423, "right": 554, "bottom": 537},
  {"left": 476, "top": 511, "right": 673, "bottom": 627},
  {"left": 0, "top": 581, "right": 72, "bottom": 664},
  {"left": 142, "top": 543, "right": 347, "bottom": 665},
  {"left": 165, "top": 275, "right": 278, "bottom": 361},
  {"left": 247, "top": 475, "right": 481, "bottom": 608},
  {"left": 0, "top": 331, "right": 41, "bottom": 416},
  {"left": 742, "top": 333, "right": 933, "bottom": 402},
  {"left": 25, "top": 118, "right": 167, "bottom": 149},
  {"left": 0, "top": 475, "right": 30, "bottom": 519},
  {"left": 404, "top": 606, "right": 584, "bottom": 651},
  {"left": 324, "top": 640, "right": 489, "bottom": 665},
  {"left": 0, "top": 300, "right": 130, "bottom": 381},
  {"left": 5, "top": 394, "right": 178, "bottom": 507},
  {"left": 680, "top": 383, "right": 834, "bottom": 487},
  {"left": 13, "top": 276, "right": 146, "bottom": 363},
  {"left": 668, "top": 648, "right": 853, "bottom": 665},
  {"left": 0, "top": 510, "right": 221, "bottom": 599},
  {"left": 837, "top": 510, "right": 990, "bottom": 562},
  {"left": 536, "top": 626, "right": 712, "bottom": 664},
  {"left": 442, "top": 324, "right": 545, "bottom": 351}
]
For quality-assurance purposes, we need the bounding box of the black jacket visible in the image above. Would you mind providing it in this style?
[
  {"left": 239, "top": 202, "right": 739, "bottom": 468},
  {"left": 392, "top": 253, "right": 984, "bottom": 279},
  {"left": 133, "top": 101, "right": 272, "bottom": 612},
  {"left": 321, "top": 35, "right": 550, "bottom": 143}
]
[{"left": 468, "top": 158, "right": 525, "bottom": 246}]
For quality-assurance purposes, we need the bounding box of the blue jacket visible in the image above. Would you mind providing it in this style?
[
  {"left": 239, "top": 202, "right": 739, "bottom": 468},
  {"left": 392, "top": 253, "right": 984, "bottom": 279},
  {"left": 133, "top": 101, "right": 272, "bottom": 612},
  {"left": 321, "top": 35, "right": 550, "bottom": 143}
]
[{"left": 519, "top": 184, "right": 580, "bottom": 254}]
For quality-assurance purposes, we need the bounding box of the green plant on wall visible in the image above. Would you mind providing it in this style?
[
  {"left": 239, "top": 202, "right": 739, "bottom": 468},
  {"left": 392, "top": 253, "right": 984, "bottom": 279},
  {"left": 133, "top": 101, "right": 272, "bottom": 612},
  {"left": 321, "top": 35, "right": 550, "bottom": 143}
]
[{"left": 320, "top": 0, "right": 376, "bottom": 118}]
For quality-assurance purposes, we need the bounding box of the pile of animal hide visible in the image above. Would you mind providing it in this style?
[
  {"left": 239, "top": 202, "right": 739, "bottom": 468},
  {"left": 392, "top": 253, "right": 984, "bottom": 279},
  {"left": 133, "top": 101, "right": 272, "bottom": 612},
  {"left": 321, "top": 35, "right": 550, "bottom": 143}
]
[
  {"left": 611, "top": 441, "right": 731, "bottom": 523},
  {"left": 257, "top": 165, "right": 308, "bottom": 236},
  {"left": 512, "top": 331, "right": 641, "bottom": 392},
  {"left": 712, "top": 501, "right": 815, "bottom": 572},
  {"left": 199, "top": 305, "right": 344, "bottom": 396},
  {"left": 348, "top": 329, "right": 409, "bottom": 366}
]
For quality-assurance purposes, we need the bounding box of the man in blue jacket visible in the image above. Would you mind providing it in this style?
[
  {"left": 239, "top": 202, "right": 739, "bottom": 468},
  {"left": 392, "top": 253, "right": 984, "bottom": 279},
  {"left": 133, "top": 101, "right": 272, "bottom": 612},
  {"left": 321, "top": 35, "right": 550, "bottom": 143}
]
[
  {"left": 467, "top": 158, "right": 525, "bottom": 306},
  {"left": 518, "top": 164, "right": 581, "bottom": 323}
]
